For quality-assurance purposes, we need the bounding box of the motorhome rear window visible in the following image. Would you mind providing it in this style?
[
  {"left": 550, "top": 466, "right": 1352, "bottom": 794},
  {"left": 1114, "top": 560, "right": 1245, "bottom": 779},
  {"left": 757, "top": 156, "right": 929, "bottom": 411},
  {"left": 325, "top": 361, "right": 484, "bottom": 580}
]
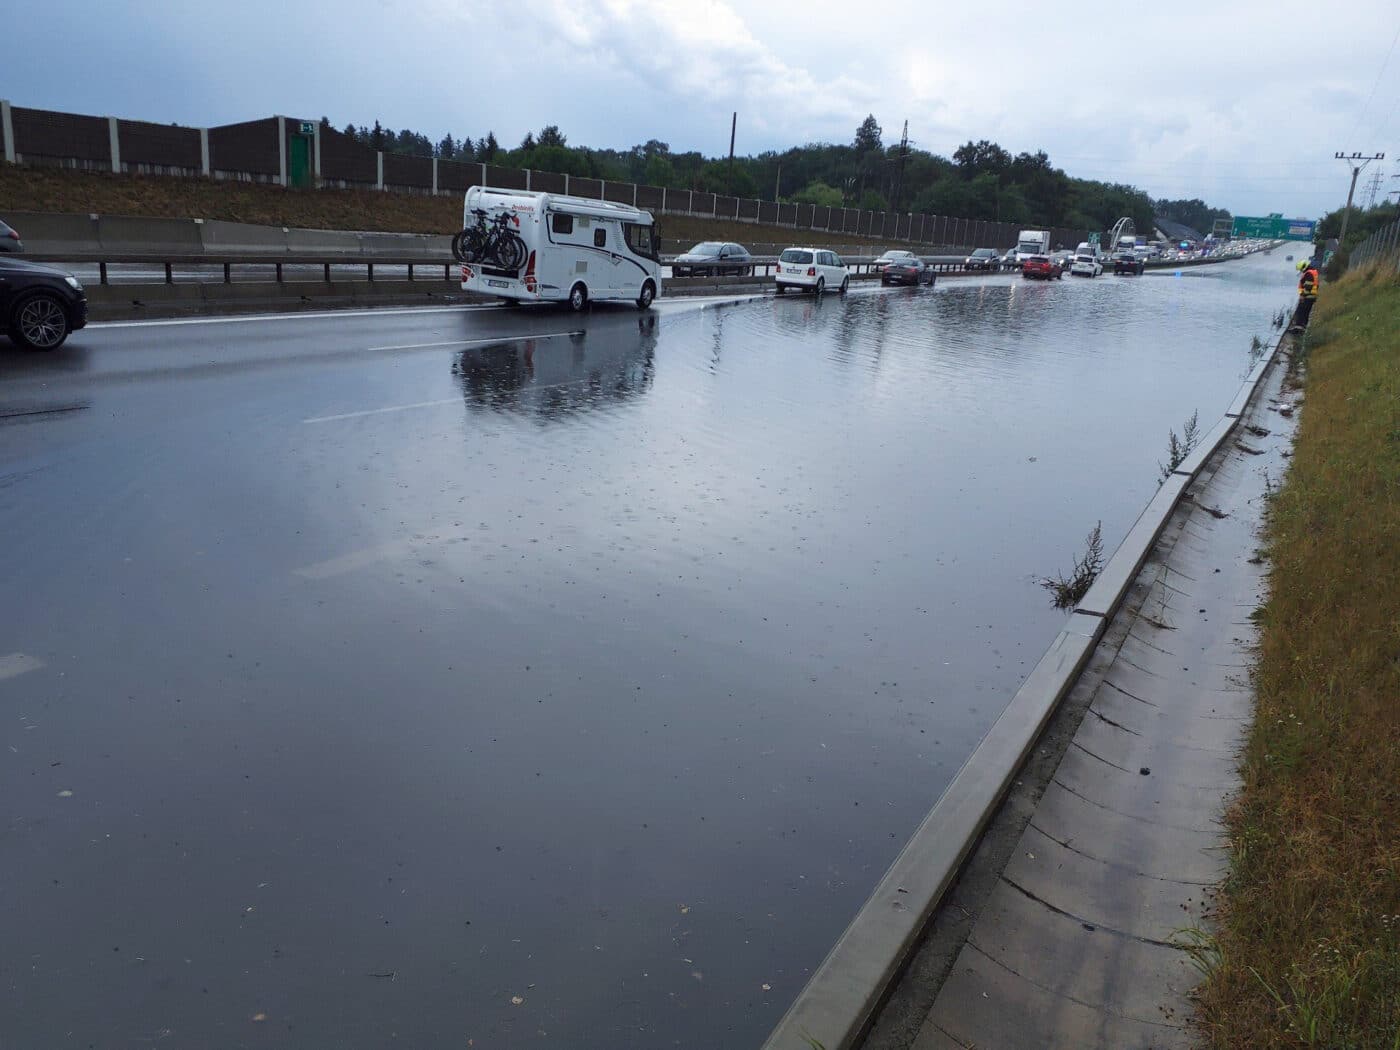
[
  {"left": 780, "top": 250, "right": 813, "bottom": 263},
  {"left": 551, "top": 213, "right": 573, "bottom": 235}
]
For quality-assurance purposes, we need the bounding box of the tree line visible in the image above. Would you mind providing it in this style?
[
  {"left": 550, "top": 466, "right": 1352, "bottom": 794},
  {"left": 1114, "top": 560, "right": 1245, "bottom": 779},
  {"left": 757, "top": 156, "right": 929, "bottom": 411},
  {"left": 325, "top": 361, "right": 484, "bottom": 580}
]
[{"left": 330, "top": 113, "right": 1230, "bottom": 237}]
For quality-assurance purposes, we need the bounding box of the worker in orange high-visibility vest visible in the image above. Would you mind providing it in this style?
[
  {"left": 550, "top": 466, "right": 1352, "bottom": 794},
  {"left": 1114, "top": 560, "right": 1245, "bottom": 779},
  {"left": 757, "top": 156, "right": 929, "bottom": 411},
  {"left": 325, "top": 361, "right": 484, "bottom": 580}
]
[{"left": 1290, "top": 259, "right": 1320, "bottom": 331}]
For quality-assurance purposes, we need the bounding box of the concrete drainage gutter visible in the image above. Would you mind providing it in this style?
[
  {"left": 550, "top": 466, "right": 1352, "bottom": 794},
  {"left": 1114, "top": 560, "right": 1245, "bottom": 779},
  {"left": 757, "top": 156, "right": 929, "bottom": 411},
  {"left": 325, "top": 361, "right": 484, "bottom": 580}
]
[{"left": 760, "top": 341, "right": 1282, "bottom": 1050}]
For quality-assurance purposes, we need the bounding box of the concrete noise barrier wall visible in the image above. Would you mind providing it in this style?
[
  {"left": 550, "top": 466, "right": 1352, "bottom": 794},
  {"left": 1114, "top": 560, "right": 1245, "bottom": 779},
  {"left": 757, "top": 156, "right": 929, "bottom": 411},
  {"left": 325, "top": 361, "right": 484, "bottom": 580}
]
[
  {"left": 99, "top": 215, "right": 204, "bottom": 253},
  {"left": 4, "top": 211, "right": 103, "bottom": 254},
  {"left": 198, "top": 219, "right": 293, "bottom": 253}
]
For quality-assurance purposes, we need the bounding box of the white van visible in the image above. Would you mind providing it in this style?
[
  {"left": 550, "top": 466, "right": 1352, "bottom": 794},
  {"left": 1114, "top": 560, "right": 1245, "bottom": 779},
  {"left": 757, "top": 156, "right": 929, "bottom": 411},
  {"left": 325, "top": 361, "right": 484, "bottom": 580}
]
[{"left": 458, "top": 186, "right": 662, "bottom": 311}]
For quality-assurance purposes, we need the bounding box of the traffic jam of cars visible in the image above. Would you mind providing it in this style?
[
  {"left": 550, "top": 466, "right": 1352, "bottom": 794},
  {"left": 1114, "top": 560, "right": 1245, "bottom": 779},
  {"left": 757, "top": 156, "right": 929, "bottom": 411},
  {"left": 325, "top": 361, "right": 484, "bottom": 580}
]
[
  {"left": 0, "top": 193, "right": 1276, "bottom": 352},
  {"left": 660, "top": 225, "right": 1248, "bottom": 302}
]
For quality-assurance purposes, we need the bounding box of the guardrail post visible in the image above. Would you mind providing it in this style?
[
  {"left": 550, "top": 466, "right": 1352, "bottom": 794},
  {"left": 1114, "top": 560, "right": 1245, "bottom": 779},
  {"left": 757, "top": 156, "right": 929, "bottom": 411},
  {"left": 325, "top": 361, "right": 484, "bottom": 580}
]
[
  {"left": 164, "top": 262, "right": 172, "bottom": 284},
  {"left": 275, "top": 262, "right": 283, "bottom": 283},
  {"left": 1, "top": 100, "right": 15, "bottom": 164},
  {"left": 108, "top": 116, "right": 121, "bottom": 173},
  {"left": 200, "top": 127, "right": 210, "bottom": 176},
  {"left": 277, "top": 116, "right": 287, "bottom": 187},
  {"left": 99, "top": 262, "right": 108, "bottom": 285},
  {"left": 408, "top": 263, "right": 414, "bottom": 281},
  {"left": 323, "top": 262, "right": 330, "bottom": 282},
  {"left": 367, "top": 262, "right": 374, "bottom": 282},
  {"left": 223, "top": 262, "right": 230, "bottom": 283}
]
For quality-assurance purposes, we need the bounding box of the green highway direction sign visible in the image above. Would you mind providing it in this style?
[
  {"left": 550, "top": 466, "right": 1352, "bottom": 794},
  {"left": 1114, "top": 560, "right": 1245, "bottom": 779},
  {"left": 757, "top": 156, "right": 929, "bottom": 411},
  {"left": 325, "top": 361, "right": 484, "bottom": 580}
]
[{"left": 1232, "top": 214, "right": 1316, "bottom": 241}]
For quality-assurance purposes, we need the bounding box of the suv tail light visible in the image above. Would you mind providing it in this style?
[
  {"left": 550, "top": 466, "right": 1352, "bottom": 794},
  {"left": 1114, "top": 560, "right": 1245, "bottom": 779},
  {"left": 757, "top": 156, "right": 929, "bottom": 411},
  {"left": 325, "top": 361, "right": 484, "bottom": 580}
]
[
  {"left": 5, "top": 229, "right": 17, "bottom": 240},
  {"left": 807, "top": 266, "right": 816, "bottom": 276},
  {"left": 523, "top": 250, "right": 537, "bottom": 293},
  {"left": 461, "top": 264, "right": 473, "bottom": 281}
]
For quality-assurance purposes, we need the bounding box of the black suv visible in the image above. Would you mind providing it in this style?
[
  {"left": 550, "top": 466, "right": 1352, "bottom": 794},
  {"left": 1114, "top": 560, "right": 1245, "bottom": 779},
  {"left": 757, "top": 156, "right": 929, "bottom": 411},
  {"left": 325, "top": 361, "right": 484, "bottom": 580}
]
[{"left": 1, "top": 256, "right": 88, "bottom": 350}]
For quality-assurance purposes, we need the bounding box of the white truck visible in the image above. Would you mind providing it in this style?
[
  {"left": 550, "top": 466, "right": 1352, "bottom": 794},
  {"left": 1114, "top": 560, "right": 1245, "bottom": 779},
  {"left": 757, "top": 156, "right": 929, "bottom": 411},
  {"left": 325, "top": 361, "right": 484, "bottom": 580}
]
[
  {"left": 1015, "top": 229, "right": 1051, "bottom": 262},
  {"left": 458, "top": 186, "right": 663, "bottom": 311}
]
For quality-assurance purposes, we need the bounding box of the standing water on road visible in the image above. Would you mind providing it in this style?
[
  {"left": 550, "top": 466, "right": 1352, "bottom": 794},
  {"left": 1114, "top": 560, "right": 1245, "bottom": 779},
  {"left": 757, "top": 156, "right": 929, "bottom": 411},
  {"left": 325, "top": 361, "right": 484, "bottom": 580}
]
[{"left": 0, "top": 253, "right": 1298, "bottom": 1047}]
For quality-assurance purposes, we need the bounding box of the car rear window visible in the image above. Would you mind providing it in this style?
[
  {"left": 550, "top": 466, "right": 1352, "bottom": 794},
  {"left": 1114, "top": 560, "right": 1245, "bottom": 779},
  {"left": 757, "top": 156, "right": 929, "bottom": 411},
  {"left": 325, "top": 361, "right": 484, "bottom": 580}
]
[{"left": 781, "top": 250, "right": 813, "bottom": 264}]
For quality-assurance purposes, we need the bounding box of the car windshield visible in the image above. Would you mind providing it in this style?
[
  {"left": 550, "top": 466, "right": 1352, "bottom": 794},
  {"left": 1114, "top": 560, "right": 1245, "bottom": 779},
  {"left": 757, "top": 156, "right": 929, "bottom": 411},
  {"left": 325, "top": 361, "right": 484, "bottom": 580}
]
[
  {"left": 780, "top": 249, "right": 813, "bottom": 263},
  {"left": 689, "top": 242, "right": 723, "bottom": 256},
  {"left": 1027, "top": 256, "right": 1048, "bottom": 263},
  {"left": 878, "top": 251, "right": 912, "bottom": 261}
]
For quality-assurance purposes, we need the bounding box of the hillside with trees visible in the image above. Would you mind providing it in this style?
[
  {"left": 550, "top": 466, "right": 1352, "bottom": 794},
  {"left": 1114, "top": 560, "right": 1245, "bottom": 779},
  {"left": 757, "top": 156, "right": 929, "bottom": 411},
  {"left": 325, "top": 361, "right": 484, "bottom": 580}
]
[{"left": 335, "top": 113, "right": 1224, "bottom": 237}]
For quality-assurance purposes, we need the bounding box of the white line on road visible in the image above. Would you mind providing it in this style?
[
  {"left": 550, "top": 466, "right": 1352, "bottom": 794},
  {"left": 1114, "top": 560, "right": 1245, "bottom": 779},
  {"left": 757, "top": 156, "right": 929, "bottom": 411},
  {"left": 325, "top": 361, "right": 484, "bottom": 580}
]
[
  {"left": 0, "top": 653, "right": 45, "bottom": 682},
  {"left": 301, "top": 330, "right": 583, "bottom": 423},
  {"left": 90, "top": 304, "right": 500, "bottom": 329},
  {"left": 91, "top": 292, "right": 765, "bottom": 331},
  {"left": 303, "top": 397, "right": 469, "bottom": 425}
]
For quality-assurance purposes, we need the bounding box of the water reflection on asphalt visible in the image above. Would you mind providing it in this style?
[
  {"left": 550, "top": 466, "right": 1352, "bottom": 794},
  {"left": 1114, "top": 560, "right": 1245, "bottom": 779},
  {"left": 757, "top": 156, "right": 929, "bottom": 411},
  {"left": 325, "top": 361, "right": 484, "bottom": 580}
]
[{"left": 0, "top": 255, "right": 1300, "bottom": 1048}]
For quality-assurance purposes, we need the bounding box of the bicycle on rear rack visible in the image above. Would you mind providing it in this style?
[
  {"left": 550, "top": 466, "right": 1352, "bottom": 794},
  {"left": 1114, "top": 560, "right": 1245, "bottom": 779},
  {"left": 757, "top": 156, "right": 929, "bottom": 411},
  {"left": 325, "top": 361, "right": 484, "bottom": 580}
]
[{"left": 452, "top": 209, "right": 527, "bottom": 270}]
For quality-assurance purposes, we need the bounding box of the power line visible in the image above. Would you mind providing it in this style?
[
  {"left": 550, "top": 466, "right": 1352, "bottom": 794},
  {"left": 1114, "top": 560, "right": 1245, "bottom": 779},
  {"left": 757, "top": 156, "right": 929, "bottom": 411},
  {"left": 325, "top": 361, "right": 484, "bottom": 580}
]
[
  {"left": 1350, "top": 21, "right": 1400, "bottom": 137},
  {"left": 1361, "top": 170, "right": 1385, "bottom": 209}
]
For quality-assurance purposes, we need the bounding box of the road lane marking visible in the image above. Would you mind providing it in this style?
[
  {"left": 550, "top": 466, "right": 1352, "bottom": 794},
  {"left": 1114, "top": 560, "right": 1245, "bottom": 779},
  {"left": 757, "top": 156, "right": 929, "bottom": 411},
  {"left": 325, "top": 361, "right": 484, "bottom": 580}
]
[
  {"left": 294, "top": 541, "right": 414, "bottom": 579},
  {"left": 301, "top": 330, "right": 583, "bottom": 423},
  {"left": 90, "top": 292, "right": 764, "bottom": 331},
  {"left": 91, "top": 304, "right": 501, "bottom": 329},
  {"left": 0, "top": 653, "right": 45, "bottom": 682},
  {"left": 303, "top": 397, "right": 470, "bottom": 424}
]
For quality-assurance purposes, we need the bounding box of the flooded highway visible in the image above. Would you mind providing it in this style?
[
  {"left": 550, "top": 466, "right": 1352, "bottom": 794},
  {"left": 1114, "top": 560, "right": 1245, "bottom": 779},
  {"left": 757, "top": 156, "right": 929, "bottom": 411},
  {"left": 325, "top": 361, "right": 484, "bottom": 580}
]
[{"left": 1, "top": 254, "right": 1299, "bottom": 1048}]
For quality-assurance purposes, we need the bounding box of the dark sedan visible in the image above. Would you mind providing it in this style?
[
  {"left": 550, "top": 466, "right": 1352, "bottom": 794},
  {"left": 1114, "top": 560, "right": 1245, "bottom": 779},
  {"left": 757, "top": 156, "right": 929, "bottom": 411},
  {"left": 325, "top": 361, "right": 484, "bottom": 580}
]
[
  {"left": 1, "top": 255, "right": 88, "bottom": 350},
  {"left": 671, "top": 241, "right": 752, "bottom": 277},
  {"left": 964, "top": 247, "right": 1001, "bottom": 271},
  {"left": 880, "top": 256, "right": 935, "bottom": 286},
  {"left": 1113, "top": 252, "right": 1146, "bottom": 275},
  {"left": 1021, "top": 255, "right": 1062, "bottom": 280}
]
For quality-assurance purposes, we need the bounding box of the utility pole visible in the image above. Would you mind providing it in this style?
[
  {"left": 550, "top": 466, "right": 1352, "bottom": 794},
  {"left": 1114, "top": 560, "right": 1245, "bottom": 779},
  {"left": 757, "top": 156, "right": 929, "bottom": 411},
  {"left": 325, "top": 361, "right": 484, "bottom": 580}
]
[
  {"left": 727, "top": 112, "right": 736, "bottom": 195},
  {"left": 774, "top": 162, "right": 781, "bottom": 203},
  {"left": 893, "top": 120, "right": 909, "bottom": 212},
  {"left": 1334, "top": 151, "right": 1385, "bottom": 252}
]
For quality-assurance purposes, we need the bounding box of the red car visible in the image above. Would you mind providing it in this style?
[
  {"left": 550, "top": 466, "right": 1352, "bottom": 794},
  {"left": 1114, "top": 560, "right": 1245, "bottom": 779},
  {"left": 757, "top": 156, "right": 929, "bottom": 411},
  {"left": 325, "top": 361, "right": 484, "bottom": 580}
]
[{"left": 1021, "top": 254, "right": 1063, "bottom": 280}]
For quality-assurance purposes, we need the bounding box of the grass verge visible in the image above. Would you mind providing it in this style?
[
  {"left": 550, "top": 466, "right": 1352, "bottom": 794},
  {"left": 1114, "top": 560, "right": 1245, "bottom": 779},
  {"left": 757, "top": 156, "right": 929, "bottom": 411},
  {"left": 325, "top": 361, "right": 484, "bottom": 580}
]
[
  {"left": 1194, "top": 265, "right": 1400, "bottom": 1047},
  {"left": 0, "top": 165, "right": 917, "bottom": 251}
]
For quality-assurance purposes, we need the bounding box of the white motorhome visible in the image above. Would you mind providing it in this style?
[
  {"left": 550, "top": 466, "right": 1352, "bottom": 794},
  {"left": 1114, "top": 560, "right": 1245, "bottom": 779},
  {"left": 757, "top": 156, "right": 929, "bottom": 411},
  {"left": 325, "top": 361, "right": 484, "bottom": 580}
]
[
  {"left": 1015, "top": 229, "right": 1051, "bottom": 262},
  {"left": 458, "top": 186, "right": 662, "bottom": 311}
]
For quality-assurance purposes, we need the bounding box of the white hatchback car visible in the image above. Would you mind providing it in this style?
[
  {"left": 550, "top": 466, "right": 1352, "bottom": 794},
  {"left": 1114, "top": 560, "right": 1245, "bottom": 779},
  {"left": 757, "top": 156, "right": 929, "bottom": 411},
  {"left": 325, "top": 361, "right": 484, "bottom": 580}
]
[
  {"left": 1070, "top": 253, "right": 1103, "bottom": 277},
  {"left": 775, "top": 247, "right": 849, "bottom": 295}
]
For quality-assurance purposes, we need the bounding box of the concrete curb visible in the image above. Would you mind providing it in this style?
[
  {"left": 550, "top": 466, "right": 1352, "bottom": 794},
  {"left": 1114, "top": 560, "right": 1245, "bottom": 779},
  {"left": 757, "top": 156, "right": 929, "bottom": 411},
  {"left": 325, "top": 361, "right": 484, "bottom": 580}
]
[{"left": 760, "top": 329, "right": 1289, "bottom": 1050}]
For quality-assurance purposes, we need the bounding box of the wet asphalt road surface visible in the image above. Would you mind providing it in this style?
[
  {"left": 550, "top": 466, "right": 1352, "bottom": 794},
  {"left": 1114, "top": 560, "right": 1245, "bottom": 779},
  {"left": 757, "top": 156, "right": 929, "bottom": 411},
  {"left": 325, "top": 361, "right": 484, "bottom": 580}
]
[{"left": 1, "top": 257, "right": 1300, "bottom": 1048}]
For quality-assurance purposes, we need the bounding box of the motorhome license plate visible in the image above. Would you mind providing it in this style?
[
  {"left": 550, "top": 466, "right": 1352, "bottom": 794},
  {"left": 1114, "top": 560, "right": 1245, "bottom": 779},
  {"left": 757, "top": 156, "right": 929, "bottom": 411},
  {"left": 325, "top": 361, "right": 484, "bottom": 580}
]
[{"left": 487, "top": 279, "right": 509, "bottom": 288}]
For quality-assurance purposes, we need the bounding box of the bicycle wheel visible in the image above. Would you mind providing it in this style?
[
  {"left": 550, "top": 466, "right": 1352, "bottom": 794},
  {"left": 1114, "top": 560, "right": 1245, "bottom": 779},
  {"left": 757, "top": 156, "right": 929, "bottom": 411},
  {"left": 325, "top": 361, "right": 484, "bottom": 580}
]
[
  {"left": 452, "top": 228, "right": 485, "bottom": 263},
  {"left": 492, "top": 231, "right": 527, "bottom": 271}
]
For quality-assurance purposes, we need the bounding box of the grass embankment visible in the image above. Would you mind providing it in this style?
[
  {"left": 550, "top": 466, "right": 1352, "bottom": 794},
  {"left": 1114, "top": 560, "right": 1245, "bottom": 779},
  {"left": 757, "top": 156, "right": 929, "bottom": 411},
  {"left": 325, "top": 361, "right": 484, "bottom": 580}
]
[
  {"left": 1195, "top": 267, "right": 1400, "bottom": 1047},
  {"left": 0, "top": 165, "right": 910, "bottom": 250}
]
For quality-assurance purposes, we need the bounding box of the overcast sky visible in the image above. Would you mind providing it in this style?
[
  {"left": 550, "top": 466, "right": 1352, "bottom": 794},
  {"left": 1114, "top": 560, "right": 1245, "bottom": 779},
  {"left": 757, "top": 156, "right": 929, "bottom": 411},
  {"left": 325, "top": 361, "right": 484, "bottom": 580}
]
[{"left": 13, "top": 0, "right": 1400, "bottom": 219}]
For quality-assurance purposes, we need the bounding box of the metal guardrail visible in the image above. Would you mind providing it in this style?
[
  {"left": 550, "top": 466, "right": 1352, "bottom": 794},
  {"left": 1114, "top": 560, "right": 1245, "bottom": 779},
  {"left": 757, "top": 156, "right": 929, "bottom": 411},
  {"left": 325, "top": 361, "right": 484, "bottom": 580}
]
[{"left": 23, "top": 250, "right": 1002, "bottom": 286}]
